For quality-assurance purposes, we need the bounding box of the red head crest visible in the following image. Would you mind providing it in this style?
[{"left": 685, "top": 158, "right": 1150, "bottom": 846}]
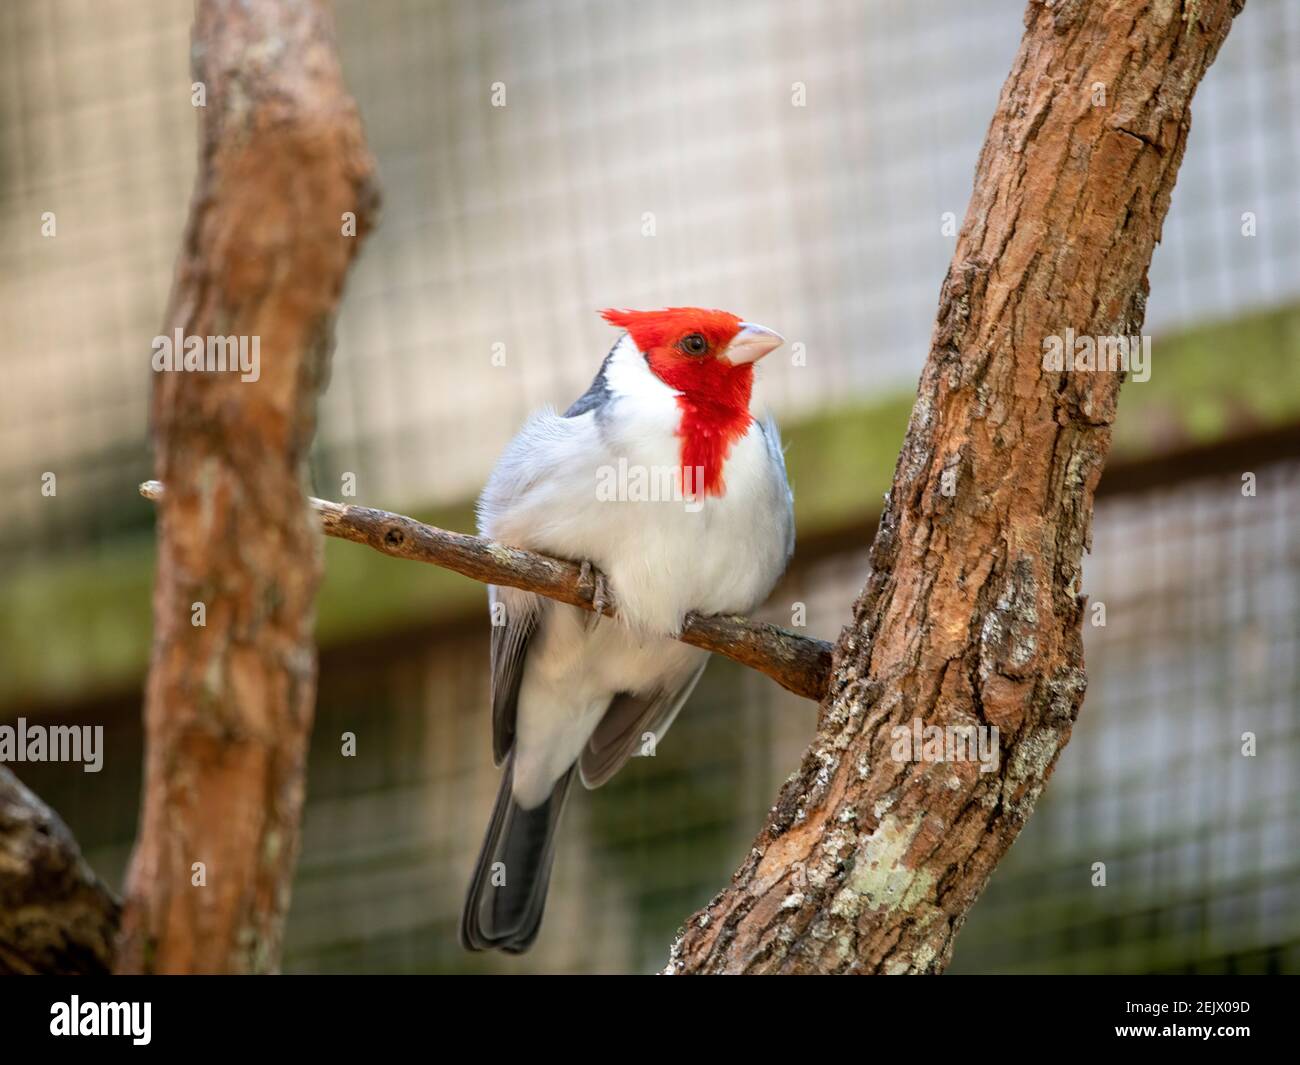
[
  {"left": 599, "top": 307, "right": 784, "bottom": 497},
  {"left": 599, "top": 307, "right": 744, "bottom": 358}
]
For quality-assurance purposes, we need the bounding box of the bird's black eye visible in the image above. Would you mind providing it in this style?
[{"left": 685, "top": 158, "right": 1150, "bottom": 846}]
[{"left": 679, "top": 333, "right": 708, "bottom": 356}]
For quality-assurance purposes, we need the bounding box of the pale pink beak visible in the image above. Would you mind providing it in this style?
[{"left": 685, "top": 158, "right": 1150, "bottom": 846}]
[{"left": 724, "top": 322, "right": 785, "bottom": 366}]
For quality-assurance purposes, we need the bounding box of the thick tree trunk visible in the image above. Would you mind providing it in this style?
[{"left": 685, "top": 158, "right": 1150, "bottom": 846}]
[
  {"left": 666, "top": 0, "right": 1244, "bottom": 974},
  {"left": 115, "top": 0, "right": 377, "bottom": 973},
  {"left": 0, "top": 768, "right": 119, "bottom": 974}
]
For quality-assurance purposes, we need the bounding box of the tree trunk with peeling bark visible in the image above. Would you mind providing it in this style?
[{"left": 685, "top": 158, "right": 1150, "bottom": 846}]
[
  {"left": 666, "top": 0, "right": 1244, "bottom": 975},
  {"left": 0, "top": 768, "right": 120, "bottom": 974},
  {"left": 114, "top": 0, "right": 378, "bottom": 974}
]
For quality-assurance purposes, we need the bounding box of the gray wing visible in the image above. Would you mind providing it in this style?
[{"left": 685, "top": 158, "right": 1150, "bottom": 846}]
[
  {"left": 489, "top": 587, "right": 541, "bottom": 765},
  {"left": 480, "top": 342, "right": 624, "bottom": 765},
  {"left": 480, "top": 344, "right": 620, "bottom": 762},
  {"left": 563, "top": 338, "right": 620, "bottom": 418},
  {"left": 477, "top": 350, "right": 614, "bottom": 538},
  {"left": 759, "top": 413, "right": 796, "bottom": 564},
  {"left": 578, "top": 659, "right": 709, "bottom": 789}
]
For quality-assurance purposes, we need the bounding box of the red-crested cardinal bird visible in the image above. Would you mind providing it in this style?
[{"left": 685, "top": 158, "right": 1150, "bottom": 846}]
[{"left": 460, "top": 308, "right": 794, "bottom": 952}]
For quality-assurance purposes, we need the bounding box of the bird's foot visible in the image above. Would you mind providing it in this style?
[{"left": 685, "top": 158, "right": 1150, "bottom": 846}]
[{"left": 578, "top": 560, "right": 615, "bottom": 630}]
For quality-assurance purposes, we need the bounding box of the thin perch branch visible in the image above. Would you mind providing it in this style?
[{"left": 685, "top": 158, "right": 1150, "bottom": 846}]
[{"left": 139, "top": 480, "right": 833, "bottom": 701}]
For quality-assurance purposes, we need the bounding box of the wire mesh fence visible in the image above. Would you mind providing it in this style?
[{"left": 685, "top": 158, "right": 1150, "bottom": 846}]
[{"left": 2, "top": 0, "right": 1299, "bottom": 558}]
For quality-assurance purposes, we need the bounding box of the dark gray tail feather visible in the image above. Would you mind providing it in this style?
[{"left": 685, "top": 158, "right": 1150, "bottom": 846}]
[{"left": 460, "top": 756, "right": 575, "bottom": 953}]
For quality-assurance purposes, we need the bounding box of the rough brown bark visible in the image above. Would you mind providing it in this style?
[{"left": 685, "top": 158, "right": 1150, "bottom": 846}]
[
  {"left": 138, "top": 480, "right": 835, "bottom": 702},
  {"left": 0, "top": 767, "right": 120, "bottom": 974},
  {"left": 115, "top": 0, "right": 377, "bottom": 973},
  {"left": 666, "top": 0, "right": 1244, "bottom": 974}
]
